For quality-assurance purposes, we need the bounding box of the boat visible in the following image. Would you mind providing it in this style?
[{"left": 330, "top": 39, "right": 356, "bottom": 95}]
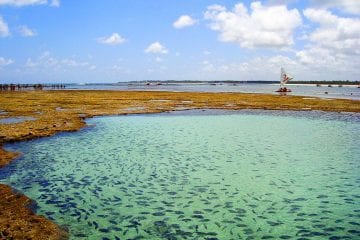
[{"left": 276, "top": 68, "right": 293, "bottom": 93}]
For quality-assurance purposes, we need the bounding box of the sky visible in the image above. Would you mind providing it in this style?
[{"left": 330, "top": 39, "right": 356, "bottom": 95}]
[{"left": 0, "top": 0, "right": 360, "bottom": 83}]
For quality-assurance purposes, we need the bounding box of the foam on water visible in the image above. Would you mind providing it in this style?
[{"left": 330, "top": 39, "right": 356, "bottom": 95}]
[{"left": 1, "top": 110, "right": 360, "bottom": 239}]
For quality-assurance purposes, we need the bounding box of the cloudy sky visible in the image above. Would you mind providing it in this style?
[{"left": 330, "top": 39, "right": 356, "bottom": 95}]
[{"left": 0, "top": 0, "right": 359, "bottom": 83}]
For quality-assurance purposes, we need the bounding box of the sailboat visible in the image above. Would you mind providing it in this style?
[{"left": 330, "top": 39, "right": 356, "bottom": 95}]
[{"left": 276, "top": 67, "right": 293, "bottom": 92}]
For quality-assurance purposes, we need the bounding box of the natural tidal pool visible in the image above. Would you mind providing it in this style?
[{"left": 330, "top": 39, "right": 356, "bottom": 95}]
[
  {"left": 1, "top": 110, "right": 360, "bottom": 240},
  {"left": 0, "top": 116, "right": 37, "bottom": 124}
]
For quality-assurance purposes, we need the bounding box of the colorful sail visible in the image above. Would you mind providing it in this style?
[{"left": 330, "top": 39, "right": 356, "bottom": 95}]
[
  {"left": 276, "top": 68, "right": 293, "bottom": 92},
  {"left": 280, "top": 68, "right": 293, "bottom": 87}
]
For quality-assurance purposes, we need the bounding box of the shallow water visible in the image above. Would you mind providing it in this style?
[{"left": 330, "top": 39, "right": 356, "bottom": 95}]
[
  {"left": 65, "top": 83, "right": 360, "bottom": 100},
  {"left": 1, "top": 110, "right": 360, "bottom": 239},
  {"left": 0, "top": 116, "right": 37, "bottom": 124}
]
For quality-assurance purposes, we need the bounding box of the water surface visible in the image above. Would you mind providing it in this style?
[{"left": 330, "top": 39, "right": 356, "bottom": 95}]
[
  {"left": 65, "top": 83, "right": 360, "bottom": 100},
  {"left": 1, "top": 110, "right": 360, "bottom": 239},
  {"left": 0, "top": 116, "right": 37, "bottom": 124}
]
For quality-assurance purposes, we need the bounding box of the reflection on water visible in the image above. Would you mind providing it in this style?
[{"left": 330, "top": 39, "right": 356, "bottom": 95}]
[{"left": 1, "top": 110, "right": 360, "bottom": 239}]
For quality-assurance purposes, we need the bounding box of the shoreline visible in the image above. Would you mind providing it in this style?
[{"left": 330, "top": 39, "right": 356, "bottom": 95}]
[{"left": 1, "top": 90, "right": 360, "bottom": 239}]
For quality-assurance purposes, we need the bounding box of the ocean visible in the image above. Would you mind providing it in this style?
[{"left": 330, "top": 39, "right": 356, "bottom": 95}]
[{"left": 65, "top": 82, "right": 360, "bottom": 100}]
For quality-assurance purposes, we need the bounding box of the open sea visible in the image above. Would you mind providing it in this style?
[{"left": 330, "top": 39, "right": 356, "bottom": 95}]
[
  {"left": 1, "top": 110, "right": 360, "bottom": 239},
  {"left": 65, "top": 83, "right": 360, "bottom": 100}
]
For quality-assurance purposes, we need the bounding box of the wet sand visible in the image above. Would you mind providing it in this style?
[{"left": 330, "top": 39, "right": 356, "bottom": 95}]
[{"left": 0, "top": 90, "right": 359, "bottom": 239}]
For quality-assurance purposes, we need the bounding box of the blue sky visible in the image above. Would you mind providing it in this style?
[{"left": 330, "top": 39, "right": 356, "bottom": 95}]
[{"left": 0, "top": 0, "right": 359, "bottom": 83}]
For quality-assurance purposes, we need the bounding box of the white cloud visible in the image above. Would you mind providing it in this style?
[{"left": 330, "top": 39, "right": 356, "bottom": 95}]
[
  {"left": 201, "top": 60, "right": 216, "bottom": 73},
  {"left": 110, "top": 64, "right": 131, "bottom": 74},
  {"left": 207, "top": 4, "right": 226, "bottom": 12},
  {"left": 0, "top": 0, "right": 47, "bottom": 7},
  {"left": 0, "top": 0, "right": 59, "bottom": 7},
  {"left": 296, "top": 46, "right": 360, "bottom": 78},
  {"left": 145, "top": 41, "right": 168, "bottom": 54},
  {"left": 24, "top": 52, "right": 91, "bottom": 72},
  {"left": 173, "top": 15, "right": 197, "bottom": 29},
  {"left": 0, "top": 57, "right": 14, "bottom": 67},
  {"left": 0, "top": 16, "right": 10, "bottom": 37},
  {"left": 25, "top": 58, "right": 37, "bottom": 67},
  {"left": 18, "top": 25, "right": 37, "bottom": 37},
  {"left": 296, "top": 46, "right": 338, "bottom": 67},
  {"left": 267, "top": 0, "right": 299, "bottom": 5},
  {"left": 199, "top": 55, "right": 302, "bottom": 81},
  {"left": 61, "top": 58, "right": 79, "bottom": 67},
  {"left": 293, "top": 8, "right": 360, "bottom": 78},
  {"left": 201, "top": 55, "right": 297, "bottom": 77},
  {"left": 50, "top": 0, "right": 59, "bottom": 7},
  {"left": 204, "top": 1, "right": 302, "bottom": 49},
  {"left": 155, "top": 56, "right": 163, "bottom": 62},
  {"left": 199, "top": 50, "right": 360, "bottom": 81},
  {"left": 98, "top": 33, "right": 125, "bottom": 46},
  {"left": 310, "top": 0, "right": 360, "bottom": 15},
  {"left": 304, "top": 8, "right": 360, "bottom": 55}
]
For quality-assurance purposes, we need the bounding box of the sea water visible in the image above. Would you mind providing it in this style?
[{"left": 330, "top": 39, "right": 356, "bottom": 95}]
[
  {"left": 65, "top": 83, "right": 360, "bottom": 100},
  {"left": 1, "top": 110, "right": 360, "bottom": 239}
]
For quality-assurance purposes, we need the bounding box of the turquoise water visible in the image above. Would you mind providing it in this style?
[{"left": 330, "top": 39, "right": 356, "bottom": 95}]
[{"left": 1, "top": 110, "right": 360, "bottom": 240}]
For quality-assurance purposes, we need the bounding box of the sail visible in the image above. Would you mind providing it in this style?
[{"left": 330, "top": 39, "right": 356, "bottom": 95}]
[{"left": 280, "top": 68, "right": 293, "bottom": 87}]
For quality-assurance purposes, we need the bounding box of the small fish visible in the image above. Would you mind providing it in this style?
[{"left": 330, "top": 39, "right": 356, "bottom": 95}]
[{"left": 93, "top": 221, "right": 99, "bottom": 229}]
